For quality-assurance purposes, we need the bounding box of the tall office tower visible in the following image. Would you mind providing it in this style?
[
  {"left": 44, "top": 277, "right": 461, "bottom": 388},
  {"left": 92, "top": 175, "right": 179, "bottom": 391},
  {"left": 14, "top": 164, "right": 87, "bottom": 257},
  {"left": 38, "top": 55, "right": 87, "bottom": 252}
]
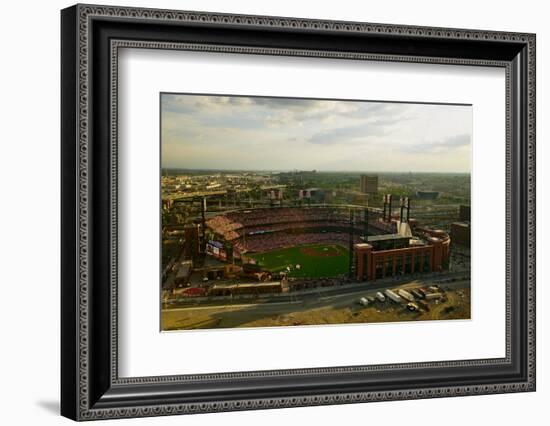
[{"left": 360, "top": 174, "right": 378, "bottom": 194}]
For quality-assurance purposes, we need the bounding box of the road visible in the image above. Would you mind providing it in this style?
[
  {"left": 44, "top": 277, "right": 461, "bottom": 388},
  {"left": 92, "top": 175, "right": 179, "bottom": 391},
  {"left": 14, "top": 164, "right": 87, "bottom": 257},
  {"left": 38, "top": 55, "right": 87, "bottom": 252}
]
[
  {"left": 164, "top": 270, "right": 469, "bottom": 311},
  {"left": 161, "top": 273, "right": 470, "bottom": 330}
]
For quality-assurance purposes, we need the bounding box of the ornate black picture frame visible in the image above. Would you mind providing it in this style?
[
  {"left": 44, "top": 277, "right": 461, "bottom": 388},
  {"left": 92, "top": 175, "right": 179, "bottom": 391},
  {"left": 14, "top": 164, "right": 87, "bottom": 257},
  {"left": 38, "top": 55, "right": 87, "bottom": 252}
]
[{"left": 61, "top": 4, "right": 536, "bottom": 421}]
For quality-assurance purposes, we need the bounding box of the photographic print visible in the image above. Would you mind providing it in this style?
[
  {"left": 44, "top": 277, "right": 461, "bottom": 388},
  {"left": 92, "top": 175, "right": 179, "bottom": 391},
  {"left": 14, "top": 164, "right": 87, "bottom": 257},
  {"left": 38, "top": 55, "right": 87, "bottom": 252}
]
[{"left": 160, "top": 94, "right": 472, "bottom": 331}]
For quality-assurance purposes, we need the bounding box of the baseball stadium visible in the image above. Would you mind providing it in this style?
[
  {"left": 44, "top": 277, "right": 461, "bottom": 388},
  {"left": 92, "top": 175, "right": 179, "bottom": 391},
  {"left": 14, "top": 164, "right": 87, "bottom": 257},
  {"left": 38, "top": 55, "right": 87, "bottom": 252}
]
[{"left": 162, "top": 194, "right": 451, "bottom": 297}]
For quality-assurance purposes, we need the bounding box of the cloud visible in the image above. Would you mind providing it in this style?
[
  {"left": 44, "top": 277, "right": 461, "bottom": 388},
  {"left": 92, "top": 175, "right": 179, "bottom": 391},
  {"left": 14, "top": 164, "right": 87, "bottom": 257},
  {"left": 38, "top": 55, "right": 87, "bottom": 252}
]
[
  {"left": 402, "top": 133, "right": 471, "bottom": 154},
  {"left": 308, "top": 122, "right": 386, "bottom": 145},
  {"left": 160, "top": 93, "right": 472, "bottom": 172}
]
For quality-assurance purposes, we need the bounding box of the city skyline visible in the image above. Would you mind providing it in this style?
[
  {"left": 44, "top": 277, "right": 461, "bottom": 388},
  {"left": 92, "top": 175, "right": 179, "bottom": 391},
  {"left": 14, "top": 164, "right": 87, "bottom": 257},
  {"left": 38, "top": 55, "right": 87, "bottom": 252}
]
[
  {"left": 161, "top": 94, "right": 472, "bottom": 173},
  {"left": 162, "top": 167, "right": 470, "bottom": 174}
]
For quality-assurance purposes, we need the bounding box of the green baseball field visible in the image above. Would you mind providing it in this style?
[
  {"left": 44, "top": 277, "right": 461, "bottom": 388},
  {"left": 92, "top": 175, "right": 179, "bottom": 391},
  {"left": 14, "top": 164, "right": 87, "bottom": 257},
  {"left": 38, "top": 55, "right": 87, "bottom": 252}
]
[{"left": 248, "top": 243, "right": 350, "bottom": 278}]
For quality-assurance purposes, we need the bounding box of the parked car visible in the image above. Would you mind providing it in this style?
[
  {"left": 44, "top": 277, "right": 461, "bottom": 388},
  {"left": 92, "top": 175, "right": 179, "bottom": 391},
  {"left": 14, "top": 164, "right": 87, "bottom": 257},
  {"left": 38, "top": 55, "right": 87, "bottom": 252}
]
[
  {"left": 406, "top": 302, "right": 419, "bottom": 312},
  {"left": 425, "top": 292, "right": 442, "bottom": 300},
  {"left": 412, "top": 289, "right": 424, "bottom": 299},
  {"left": 398, "top": 289, "right": 415, "bottom": 302},
  {"left": 358, "top": 297, "right": 369, "bottom": 306}
]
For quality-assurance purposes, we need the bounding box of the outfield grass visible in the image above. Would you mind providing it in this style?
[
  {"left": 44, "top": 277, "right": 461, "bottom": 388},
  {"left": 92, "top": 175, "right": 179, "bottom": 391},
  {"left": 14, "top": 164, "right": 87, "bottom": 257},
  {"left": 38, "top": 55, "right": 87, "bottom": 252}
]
[{"left": 248, "top": 244, "right": 349, "bottom": 278}]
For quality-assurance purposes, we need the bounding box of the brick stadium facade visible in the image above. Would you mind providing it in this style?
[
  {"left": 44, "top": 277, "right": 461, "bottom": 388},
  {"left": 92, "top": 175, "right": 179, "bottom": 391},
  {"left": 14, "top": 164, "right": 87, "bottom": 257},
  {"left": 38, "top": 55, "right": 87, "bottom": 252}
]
[{"left": 354, "top": 228, "right": 451, "bottom": 281}]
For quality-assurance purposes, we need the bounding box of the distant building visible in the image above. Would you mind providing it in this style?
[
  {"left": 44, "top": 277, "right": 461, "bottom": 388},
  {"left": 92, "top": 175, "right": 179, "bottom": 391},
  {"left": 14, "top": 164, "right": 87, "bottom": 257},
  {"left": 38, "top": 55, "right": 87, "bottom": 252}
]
[
  {"left": 268, "top": 189, "right": 283, "bottom": 200},
  {"left": 278, "top": 170, "right": 316, "bottom": 185},
  {"left": 161, "top": 198, "right": 174, "bottom": 210},
  {"left": 416, "top": 190, "right": 439, "bottom": 200},
  {"left": 184, "top": 225, "right": 200, "bottom": 260},
  {"left": 360, "top": 175, "right": 378, "bottom": 194},
  {"left": 459, "top": 205, "right": 471, "bottom": 221},
  {"left": 451, "top": 222, "right": 470, "bottom": 246},
  {"left": 298, "top": 188, "right": 325, "bottom": 203}
]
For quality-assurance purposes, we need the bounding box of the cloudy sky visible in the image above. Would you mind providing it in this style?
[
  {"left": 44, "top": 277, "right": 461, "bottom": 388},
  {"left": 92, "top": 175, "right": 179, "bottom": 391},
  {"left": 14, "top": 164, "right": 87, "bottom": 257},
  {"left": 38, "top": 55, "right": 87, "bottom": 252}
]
[{"left": 161, "top": 94, "right": 471, "bottom": 173}]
